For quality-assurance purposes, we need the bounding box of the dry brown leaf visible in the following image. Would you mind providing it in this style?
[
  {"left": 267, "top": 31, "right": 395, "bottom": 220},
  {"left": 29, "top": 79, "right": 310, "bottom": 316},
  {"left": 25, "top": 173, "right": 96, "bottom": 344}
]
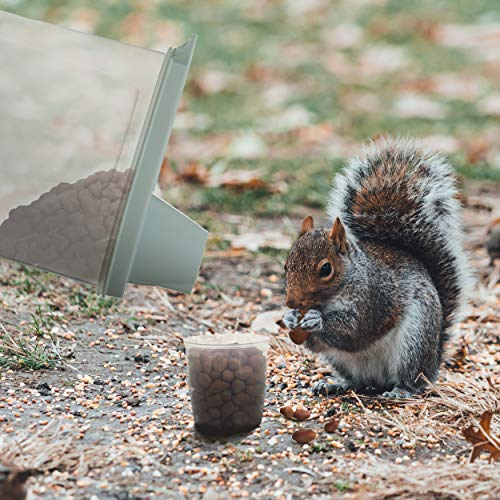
[
  {"left": 158, "top": 157, "right": 175, "bottom": 189},
  {"left": 420, "top": 135, "right": 461, "bottom": 155},
  {"left": 219, "top": 170, "right": 267, "bottom": 190},
  {"left": 191, "top": 69, "right": 237, "bottom": 96},
  {"left": 228, "top": 231, "right": 292, "bottom": 252},
  {"left": 295, "top": 122, "right": 334, "bottom": 145},
  {"left": 391, "top": 93, "right": 447, "bottom": 119},
  {"left": 177, "top": 162, "right": 210, "bottom": 184},
  {"left": 205, "top": 249, "right": 247, "bottom": 259},
  {"left": 358, "top": 45, "right": 408, "bottom": 78},
  {"left": 64, "top": 8, "right": 100, "bottom": 33},
  {"left": 465, "top": 138, "right": 491, "bottom": 164},
  {"left": 477, "top": 94, "right": 500, "bottom": 118},
  {"left": 322, "top": 24, "right": 363, "bottom": 49},
  {"left": 462, "top": 411, "right": 500, "bottom": 463}
]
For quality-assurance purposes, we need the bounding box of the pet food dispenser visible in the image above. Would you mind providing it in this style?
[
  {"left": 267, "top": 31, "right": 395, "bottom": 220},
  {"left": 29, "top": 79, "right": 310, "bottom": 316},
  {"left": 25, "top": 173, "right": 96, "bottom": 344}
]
[{"left": 0, "top": 11, "right": 207, "bottom": 297}]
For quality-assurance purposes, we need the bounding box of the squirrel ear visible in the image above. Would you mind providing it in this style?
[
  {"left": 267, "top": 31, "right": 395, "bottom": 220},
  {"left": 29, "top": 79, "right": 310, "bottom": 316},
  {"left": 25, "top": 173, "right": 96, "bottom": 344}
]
[
  {"left": 299, "top": 215, "right": 314, "bottom": 236},
  {"left": 328, "top": 217, "right": 348, "bottom": 254}
]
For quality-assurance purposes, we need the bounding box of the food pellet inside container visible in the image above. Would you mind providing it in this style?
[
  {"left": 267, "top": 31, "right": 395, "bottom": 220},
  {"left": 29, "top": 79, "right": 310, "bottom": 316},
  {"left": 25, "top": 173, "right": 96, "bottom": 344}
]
[{"left": 187, "top": 345, "right": 267, "bottom": 436}]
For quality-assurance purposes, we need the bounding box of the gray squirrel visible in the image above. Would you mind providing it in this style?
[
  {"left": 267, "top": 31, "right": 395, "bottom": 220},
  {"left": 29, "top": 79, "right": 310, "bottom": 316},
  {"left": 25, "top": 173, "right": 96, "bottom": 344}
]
[{"left": 283, "top": 137, "right": 472, "bottom": 398}]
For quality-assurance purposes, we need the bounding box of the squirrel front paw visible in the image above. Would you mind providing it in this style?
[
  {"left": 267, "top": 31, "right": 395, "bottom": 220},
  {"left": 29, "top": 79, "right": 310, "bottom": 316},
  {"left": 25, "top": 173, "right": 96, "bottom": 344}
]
[
  {"left": 299, "top": 309, "right": 323, "bottom": 332},
  {"left": 283, "top": 309, "right": 301, "bottom": 330}
]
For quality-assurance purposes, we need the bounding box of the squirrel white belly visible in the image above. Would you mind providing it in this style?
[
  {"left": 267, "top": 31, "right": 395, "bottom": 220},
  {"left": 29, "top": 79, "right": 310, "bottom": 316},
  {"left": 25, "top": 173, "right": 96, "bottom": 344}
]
[{"left": 283, "top": 137, "right": 472, "bottom": 398}]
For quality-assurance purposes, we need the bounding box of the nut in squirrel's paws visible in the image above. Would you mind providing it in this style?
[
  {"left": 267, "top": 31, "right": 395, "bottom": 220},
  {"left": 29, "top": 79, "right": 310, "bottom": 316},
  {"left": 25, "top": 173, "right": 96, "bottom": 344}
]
[
  {"left": 299, "top": 309, "right": 323, "bottom": 332},
  {"left": 284, "top": 310, "right": 310, "bottom": 345},
  {"left": 289, "top": 327, "right": 309, "bottom": 345}
]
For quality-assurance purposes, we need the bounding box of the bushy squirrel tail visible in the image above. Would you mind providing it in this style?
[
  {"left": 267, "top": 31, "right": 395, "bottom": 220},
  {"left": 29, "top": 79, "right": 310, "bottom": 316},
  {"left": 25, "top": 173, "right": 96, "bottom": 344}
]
[{"left": 327, "top": 137, "right": 473, "bottom": 329}]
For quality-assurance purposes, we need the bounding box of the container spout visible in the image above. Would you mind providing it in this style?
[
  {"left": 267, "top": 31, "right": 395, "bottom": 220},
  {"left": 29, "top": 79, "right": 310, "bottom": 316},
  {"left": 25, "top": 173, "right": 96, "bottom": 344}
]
[{"left": 129, "top": 194, "right": 207, "bottom": 293}]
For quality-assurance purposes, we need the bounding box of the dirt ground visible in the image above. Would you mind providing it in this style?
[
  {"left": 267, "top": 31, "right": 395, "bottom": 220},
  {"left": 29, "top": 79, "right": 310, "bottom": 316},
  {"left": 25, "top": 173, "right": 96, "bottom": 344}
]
[{"left": 0, "top": 182, "right": 498, "bottom": 500}]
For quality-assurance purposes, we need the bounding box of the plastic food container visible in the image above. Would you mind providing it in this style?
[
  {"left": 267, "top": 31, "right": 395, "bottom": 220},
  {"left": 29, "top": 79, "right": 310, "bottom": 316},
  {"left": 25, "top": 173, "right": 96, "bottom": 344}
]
[
  {"left": 0, "top": 11, "right": 207, "bottom": 297},
  {"left": 184, "top": 333, "right": 269, "bottom": 437}
]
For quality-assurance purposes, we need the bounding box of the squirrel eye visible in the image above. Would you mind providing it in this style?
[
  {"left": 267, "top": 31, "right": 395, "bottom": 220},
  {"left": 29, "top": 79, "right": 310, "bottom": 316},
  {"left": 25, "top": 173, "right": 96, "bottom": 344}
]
[{"left": 319, "top": 262, "right": 332, "bottom": 278}]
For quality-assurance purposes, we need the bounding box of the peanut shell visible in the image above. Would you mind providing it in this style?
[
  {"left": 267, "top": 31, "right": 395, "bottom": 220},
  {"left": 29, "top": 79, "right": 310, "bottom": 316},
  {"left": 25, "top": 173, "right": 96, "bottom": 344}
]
[
  {"left": 292, "top": 429, "right": 317, "bottom": 444},
  {"left": 294, "top": 408, "right": 311, "bottom": 421},
  {"left": 324, "top": 419, "right": 340, "bottom": 433},
  {"left": 280, "top": 406, "right": 295, "bottom": 419}
]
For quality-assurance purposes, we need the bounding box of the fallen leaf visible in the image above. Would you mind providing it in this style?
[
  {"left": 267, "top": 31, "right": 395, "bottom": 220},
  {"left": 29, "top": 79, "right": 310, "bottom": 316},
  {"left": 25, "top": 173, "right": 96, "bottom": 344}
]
[
  {"left": 251, "top": 310, "right": 283, "bottom": 334},
  {"left": 465, "top": 137, "right": 491, "bottom": 164},
  {"left": 158, "top": 157, "right": 175, "bottom": 189},
  {"left": 462, "top": 411, "right": 500, "bottom": 463},
  {"left": 177, "top": 162, "right": 210, "bottom": 184},
  {"left": 391, "top": 93, "right": 447, "bottom": 119},
  {"left": 295, "top": 122, "right": 335, "bottom": 145},
  {"left": 258, "top": 105, "right": 314, "bottom": 132},
  {"left": 435, "top": 23, "right": 500, "bottom": 62},
  {"left": 63, "top": 8, "right": 100, "bottom": 33},
  {"left": 173, "top": 111, "right": 212, "bottom": 131},
  {"left": 322, "top": 24, "right": 363, "bottom": 49},
  {"left": 150, "top": 20, "right": 183, "bottom": 52},
  {"left": 192, "top": 69, "right": 238, "bottom": 96},
  {"left": 219, "top": 170, "right": 267, "bottom": 190},
  {"left": 429, "top": 74, "right": 484, "bottom": 101},
  {"left": 120, "top": 12, "right": 146, "bottom": 44},
  {"left": 420, "top": 135, "right": 461, "bottom": 155},
  {"left": 227, "top": 132, "right": 267, "bottom": 159},
  {"left": 205, "top": 249, "right": 247, "bottom": 258},
  {"left": 358, "top": 45, "right": 408, "bottom": 78},
  {"left": 477, "top": 94, "right": 500, "bottom": 117},
  {"left": 261, "top": 82, "right": 297, "bottom": 109},
  {"left": 227, "top": 231, "right": 292, "bottom": 252}
]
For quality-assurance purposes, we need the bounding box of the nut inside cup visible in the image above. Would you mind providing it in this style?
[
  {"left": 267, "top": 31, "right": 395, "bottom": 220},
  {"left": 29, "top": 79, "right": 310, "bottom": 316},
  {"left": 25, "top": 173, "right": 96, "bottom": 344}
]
[{"left": 184, "top": 333, "right": 268, "bottom": 437}]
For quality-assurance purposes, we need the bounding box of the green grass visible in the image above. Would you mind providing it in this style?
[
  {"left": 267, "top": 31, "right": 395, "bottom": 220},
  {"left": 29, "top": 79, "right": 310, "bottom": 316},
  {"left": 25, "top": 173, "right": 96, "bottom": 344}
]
[
  {"left": 0, "top": 306, "right": 60, "bottom": 370},
  {"left": 333, "top": 480, "right": 353, "bottom": 492},
  {"left": 69, "top": 287, "right": 118, "bottom": 317},
  {"left": 0, "top": 264, "right": 54, "bottom": 296}
]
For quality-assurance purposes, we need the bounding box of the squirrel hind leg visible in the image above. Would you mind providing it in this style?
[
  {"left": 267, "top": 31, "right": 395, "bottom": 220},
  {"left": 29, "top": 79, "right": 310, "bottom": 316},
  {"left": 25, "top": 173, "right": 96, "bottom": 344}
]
[
  {"left": 312, "top": 378, "right": 358, "bottom": 397},
  {"left": 381, "top": 386, "right": 416, "bottom": 399}
]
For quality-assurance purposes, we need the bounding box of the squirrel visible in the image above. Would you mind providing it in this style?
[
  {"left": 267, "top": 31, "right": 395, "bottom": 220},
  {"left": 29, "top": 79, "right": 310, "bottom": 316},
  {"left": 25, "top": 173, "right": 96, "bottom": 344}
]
[{"left": 283, "top": 137, "right": 472, "bottom": 398}]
